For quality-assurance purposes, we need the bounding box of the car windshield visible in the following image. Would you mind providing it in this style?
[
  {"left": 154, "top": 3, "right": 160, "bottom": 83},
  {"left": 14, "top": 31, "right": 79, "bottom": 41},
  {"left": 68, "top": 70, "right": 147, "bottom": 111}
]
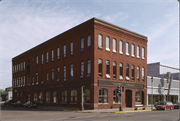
[{"left": 159, "top": 103, "right": 166, "bottom": 105}]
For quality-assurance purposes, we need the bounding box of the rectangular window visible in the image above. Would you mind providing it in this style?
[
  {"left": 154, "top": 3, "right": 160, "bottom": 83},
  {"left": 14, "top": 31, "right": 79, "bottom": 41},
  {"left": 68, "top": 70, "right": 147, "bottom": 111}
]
[
  {"left": 87, "top": 60, "right": 91, "bottom": 77},
  {"left": 41, "top": 71, "right": 43, "bottom": 84},
  {"left": 137, "top": 66, "right": 140, "bottom": 82},
  {"left": 46, "top": 52, "right": 48, "bottom": 63},
  {"left": 57, "top": 47, "right": 60, "bottom": 59},
  {"left": 126, "top": 64, "right": 129, "bottom": 80},
  {"left": 32, "top": 58, "right": 34, "bottom": 67},
  {"left": 142, "top": 47, "right": 145, "bottom": 59},
  {"left": 32, "top": 74, "right": 34, "bottom": 85},
  {"left": 81, "top": 38, "right": 84, "bottom": 51},
  {"left": 142, "top": 67, "right": 145, "bottom": 82},
  {"left": 15, "top": 78, "right": 16, "bottom": 88},
  {"left": 113, "top": 62, "right": 116, "bottom": 79},
  {"left": 119, "top": 41, "right": 123, "bottom": 54},
  {"left": 87, "top": 35, "right": 91, "bottom": 47},
  {"left": 126, "top": 43, "right": 129, "bottom": 55},
  {"left": 17, "top": 64, "right": 18, "bottom": 72},
  {"left": 13, "top": 66, "right": 14, "bottom": 73},
  {"left": 70, "top": 42, "right": 73, "bottom": 55},
  {"left": 80, "top": 61, "right": 84, "bottom": 78},
  {"left": 57, "top": 67, "right": 60, "bottom": 82},
  {"left": 21, "top": 63, "right": 23, "bottom": 71},
  {"left": 36, "top": 56, "right": 38, "bottom": 65},
  {"left": 24, "top": 76, "right": 25, "bottom": 86},
  {"left": 137, "top": 46, "right": 140, "bottom": 58},
  {"left": 64, "top": 66, "right": 66, "bottom": 81},
  {"left": 46, "top": 70, "right": 48, "bottom": 83},
  {"left": 70, "top": 64, "right": 73, "bottom": 80},
  {"left": 98, "top": 59, "right": 102, "bottom": 77},
  {"left": 131, "top": 44, "right": 135, "bottom": 56},
  {"left": 113, "top": 39, "right": 116, "bottom": 52},
  {"left": 24, "top": 62, "right": 25, "bottom": 70},
  {"left": 52, "top": 50, "right": 54, "bottom": 61},
  {"left": 36, "top": 73, "right": 38, "bottom": 85},
  {"left": 106, "top": 60, "right": 110, "bottom": 78},
  {"left": 106, "top": 36, "right": 110, "bottom": 51},
  {"left": 42, "top": 54, "right": 44, "bottom": 64},
  {"left": 132, "top": 65, "right": 135, "bottom": 81},
  {"left": 21, "top": 77, "right": 23, "bottom": 87},
  {"left": 52, "top": 69, "right": 54, "bottom": 83},
  {"left": 119, "top": 63, "right": 123, "bottom": 80},
  {"left": 98, "top": 34, "right": 102, "bottom": 49},
  {"left": 15, "top": 65, "right": 16, "bottom": 73},
  {"left": 19, "top": 64, "right": 20, "bottom": 71},
  {"left": 63, "top": 45, "right": 66, "bottom": 57}
]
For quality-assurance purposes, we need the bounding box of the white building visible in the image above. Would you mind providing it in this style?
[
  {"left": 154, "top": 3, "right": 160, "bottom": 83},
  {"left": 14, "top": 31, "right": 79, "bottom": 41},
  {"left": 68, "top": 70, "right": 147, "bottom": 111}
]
[{"left": 147, "top": 62, "right": 179, "bottom": 105}]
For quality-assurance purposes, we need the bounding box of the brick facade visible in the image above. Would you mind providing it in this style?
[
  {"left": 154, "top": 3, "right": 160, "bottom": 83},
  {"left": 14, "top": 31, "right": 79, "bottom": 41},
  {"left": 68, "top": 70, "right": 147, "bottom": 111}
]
[{"left": 12, "top": 18, "right": 148, "bottom": 109}]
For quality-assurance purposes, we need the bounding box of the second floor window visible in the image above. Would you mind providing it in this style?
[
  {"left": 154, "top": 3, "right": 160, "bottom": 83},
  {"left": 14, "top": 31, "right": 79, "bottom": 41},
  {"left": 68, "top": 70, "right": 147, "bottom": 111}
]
[
  {"left": 106, "top": 36, "right": 110, "bottom": 51},
  {"left": 81, "top": 38, "right": 84, "bottom": 51},
  {"left": 87, "top": 35, "right": 91, "bottom": 47},
  {"left": 137, "top": 46, "right": 140, "bottom": 58},
  {"left": 132, "top": 65, "right": 135, "bottom": 81},
  {"left": 70, "top": 42, "right": 73, "bottom": 55},
  {"left": 119, "top": 63, "right": 123, "bottom": 80},
  {"left": 63, "top": 45, "right": 66, "bottom": 57},
  {"left": 36, "top": 56, "right": 38, "bottom": 65},
  {"left": 113, "top": 62, "right": 116, "bottom": 79},
  {"left": 57, "top": 67, "right": 60, "bottom": 82},
  {"left": 98, "top": 59, "right": 102, "bottom": 77},
  {"left": 106, "top": 60, "right": 110, "bottom": 78},
  {"left": 57, "top": 47, "right": 60, "bottom": 59},
  {"left": 87, "top": 60, "right": 91, "bottom": 77},
  {"left": 113, "top": 38, "right": 116, "bottom": 52},
  {"left": 119, "top": 40, "right": 123, "bottom": 54},
  {"left": 46, "top": 70, "right": 48, "bottom": 83},
  {"left": 70, "top": 64, "right": 73, "bottom": 80},
  {"left": 98, "top": 34, "right": 102, "bottom": 48},
  {"left": 64, "top": 66, "right": 66, "bottom": 81},
  {"left": 52, "top": 50, "right": 54, "bottom": 61},
  {"left": 41, "top": 71, "right": 43, "bottom": 84},
  {"left": 142, "top": 67, "right": 145, "bottom": 82},
  {"left": 126, "top": 64, "right": 129, "bottom": 80},
  {"left": 137, "top": 66, "right": 140, "bottom": 82},
  {"left": 52, "top": 69, "right": 54, "bottom": 83},
  {"left": 142, "top": 47, "right": 145, "bottom": 59},
  {"left": 80, "top": 61, "right": 84, "bottom": 78}
]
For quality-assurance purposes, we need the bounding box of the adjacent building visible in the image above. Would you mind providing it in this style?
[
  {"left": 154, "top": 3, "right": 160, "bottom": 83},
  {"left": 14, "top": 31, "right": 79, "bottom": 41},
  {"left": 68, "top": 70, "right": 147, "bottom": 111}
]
[
  {"left": 147, "top": 62, "right": 179, "bottom": 105},
  {"left": 2, "top": 87, "right": 13, "bottom": 101},
  {"left": 12, "top": 18, "right": 148, "bottom": 109}
]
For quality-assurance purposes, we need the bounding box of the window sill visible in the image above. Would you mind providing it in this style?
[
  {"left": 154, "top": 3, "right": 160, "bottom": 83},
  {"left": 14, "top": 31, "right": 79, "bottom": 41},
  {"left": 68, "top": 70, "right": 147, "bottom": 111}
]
[
  {"left": 87, "top": 74, "right": 91, "bottom": 77},
  {"left": 98, "top": 103, "right": 109, "bottom": 105},
  {"left": 131, "top": 55, "right": 135, "bottom": 57},
  {"left": 137, "top": 56, "right": 140, "bottom": 59},
  {"left": 142, "top": 57, "right": 145, "bottom": 60},
  {"left": 80, "top": 76, "right": 84, "bottom": 78},
  {"left": 106, "top": 48, "right": 110, "bottom": 51},
  {"left": 87, "top": 46, "right": 91, "bottom": 49},
  {"left": 126, "top": 53, "right": 129, "bottom": 56},
  {"left": 52, "top": 102, "right": 58, "bottom": 104},
  {"left": 98, "top": 46, "right": 103, "bottom": 50},
  {"left": 113, "top": 50, "right": 117, "bottom": 53},
  {"left": 119, "top": 51, "right": 123, "bottom": 55},
  {"left": 98, "top": 76, "right": 103, "bottom": 78},
  {"left": 113, "top": 103, "right": 120, "bottom": 104},
  {"left": 80, "top": 49, "right": 84, "bottom": 52}
]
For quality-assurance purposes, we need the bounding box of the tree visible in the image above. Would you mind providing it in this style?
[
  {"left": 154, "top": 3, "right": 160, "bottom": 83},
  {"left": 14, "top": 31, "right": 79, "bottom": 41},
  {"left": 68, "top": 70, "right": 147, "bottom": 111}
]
[{"left": 0, "top": 89, "right": 5, "bottom": 101}]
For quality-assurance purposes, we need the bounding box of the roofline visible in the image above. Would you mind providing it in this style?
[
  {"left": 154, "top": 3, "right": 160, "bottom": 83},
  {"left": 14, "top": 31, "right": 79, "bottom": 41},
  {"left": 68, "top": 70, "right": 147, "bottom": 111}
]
[{"left": 147, "top": 62, "right": 179, "bottom": 70}]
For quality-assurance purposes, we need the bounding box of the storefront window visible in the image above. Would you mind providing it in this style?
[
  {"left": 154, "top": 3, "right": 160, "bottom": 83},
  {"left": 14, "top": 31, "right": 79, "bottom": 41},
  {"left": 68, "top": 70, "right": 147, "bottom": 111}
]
[
  {"left": 46, "top": 92, "right": 50, "bottom": 102},
  {"left": 34, "top": 92, "right": 37, "bottom": 102},
  {"left": 113, "top": 89, "right": 121, "bottom": 103},
  {"left": 61, "top": 90, "right": 67, "bottom": 103},
  {"left": 53, "top": 91, "right": 57, "bottom": 103},
  {"left": 83, "top": 89, "right": 90, "bottom": 103},
  {"left": 71, "top": 90, "right": 77, "bottom": 103},
  {"left": 135, "top": 90, "right": 141, "bottom": 102},
  {"left": 99, "top": 88, "right": 108, "bottom": 103}
]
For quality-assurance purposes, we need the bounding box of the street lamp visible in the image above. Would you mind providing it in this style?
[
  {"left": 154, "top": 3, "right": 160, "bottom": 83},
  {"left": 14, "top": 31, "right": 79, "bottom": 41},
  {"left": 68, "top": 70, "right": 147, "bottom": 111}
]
[{"left": 151, "top": 76, "right": 153, "bottom": 111}]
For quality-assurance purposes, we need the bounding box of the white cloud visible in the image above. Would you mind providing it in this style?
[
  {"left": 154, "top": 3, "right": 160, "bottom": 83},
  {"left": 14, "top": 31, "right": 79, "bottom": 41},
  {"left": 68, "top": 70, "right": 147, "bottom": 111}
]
[{"left": 102, "top": 12, "right": 129, "bottom": 23}]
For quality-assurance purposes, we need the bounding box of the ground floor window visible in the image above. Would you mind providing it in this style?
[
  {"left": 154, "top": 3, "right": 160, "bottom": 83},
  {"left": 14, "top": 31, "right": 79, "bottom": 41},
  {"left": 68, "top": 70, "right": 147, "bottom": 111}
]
[
  {"left": 99, "top": 88, "right": 108, "bottom": 103},
  {"left": 71, "top": 90, "right": 77, "bottom": 103},
  {"left": 46, "top": 92, "right": 50, "bottom": 102},
  {"left": 113, "top": 89, "right": 121, "bottom": 103},
  {"left": 135, "top": 90, "right": 141, "bottom": 103},
  {"left": 53, "top": 91, "right": 57, "bottom": 103},
  {"left": 34, "top": 92, "right": 37, "bottom": 102},
  {"left": 83, "top": 89, "right": 90, "bottom": 103},
  {"left": 61, "top": 90, "right": 67, "bottom": 103}
]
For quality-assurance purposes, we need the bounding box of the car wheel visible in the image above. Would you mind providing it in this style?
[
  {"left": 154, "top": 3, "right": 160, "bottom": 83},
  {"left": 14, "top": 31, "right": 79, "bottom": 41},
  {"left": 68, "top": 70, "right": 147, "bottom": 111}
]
[{"left": 164, "top": 107, "right": 166, "bottom": 111}]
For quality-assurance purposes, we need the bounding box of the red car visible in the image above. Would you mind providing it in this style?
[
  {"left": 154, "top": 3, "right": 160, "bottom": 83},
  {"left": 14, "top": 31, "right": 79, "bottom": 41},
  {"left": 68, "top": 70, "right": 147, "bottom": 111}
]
[
  {"left": 23, "top": 102, "right": 38, "bottom": 108},
  {"left": 155, "top": 102, "right": 174, "bottom": 110}
]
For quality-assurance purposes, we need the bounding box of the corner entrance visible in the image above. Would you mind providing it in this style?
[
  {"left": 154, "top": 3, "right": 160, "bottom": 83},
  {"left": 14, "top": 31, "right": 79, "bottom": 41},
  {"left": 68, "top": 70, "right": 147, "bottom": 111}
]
[{"left": 126, "top": 90, "right": 132, "bottom": 107}]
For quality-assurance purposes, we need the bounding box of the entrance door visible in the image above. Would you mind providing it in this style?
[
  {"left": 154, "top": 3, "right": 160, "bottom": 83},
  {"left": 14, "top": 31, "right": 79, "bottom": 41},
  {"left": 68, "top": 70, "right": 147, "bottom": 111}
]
[{"left": 126, "top": 90, "right": 132, "bottom": 107}]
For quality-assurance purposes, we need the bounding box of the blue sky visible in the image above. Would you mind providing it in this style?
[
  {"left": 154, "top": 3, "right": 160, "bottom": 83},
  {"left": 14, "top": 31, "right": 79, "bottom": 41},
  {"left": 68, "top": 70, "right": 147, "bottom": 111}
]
[{"left": 0, "top": 0, "right": 179, "bottom": 89}]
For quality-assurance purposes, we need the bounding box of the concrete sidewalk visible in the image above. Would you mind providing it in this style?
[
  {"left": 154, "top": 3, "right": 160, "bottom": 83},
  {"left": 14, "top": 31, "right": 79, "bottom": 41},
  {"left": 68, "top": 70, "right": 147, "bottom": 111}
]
[{"left": 38, "top": 106, "right": 154, "bottom": 113}]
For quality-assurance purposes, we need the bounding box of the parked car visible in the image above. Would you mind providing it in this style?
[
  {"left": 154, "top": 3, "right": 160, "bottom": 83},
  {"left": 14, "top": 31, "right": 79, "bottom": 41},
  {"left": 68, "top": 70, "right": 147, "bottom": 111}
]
[
  {"left": 12, "top": 101, "right": 24, "bottom": 107},
  {"left": 23, "top": 102, "right": 39, "bottom": 108},
  {"left": 4, "top": 100, "right": 14, "bottom": 106},
  {"left": 174, "top": 103, "right": 179, "bottom": 109},
  {"left": 154, "top": 101, "right": 161, "bottom": 107},
  {"left": 155, "top": 102, "right": 174, "bottom": 110}
]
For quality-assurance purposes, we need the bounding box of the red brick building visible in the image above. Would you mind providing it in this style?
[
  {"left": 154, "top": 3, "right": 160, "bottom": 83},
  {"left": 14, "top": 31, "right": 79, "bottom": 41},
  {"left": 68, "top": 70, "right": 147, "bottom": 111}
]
[{"left": 12, "top": 18, "right": 148, "bottom": 109}]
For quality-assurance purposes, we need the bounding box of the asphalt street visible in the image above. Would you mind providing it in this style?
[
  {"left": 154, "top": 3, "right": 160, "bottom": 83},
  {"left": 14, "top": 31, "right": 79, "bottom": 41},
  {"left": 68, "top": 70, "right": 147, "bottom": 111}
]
[{"left": 1, "top": 104, "right": 179, "bottom": 121}]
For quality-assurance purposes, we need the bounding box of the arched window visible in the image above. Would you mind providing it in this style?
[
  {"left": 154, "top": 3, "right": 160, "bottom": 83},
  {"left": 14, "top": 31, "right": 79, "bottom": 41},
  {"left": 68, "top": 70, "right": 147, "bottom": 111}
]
[
  {"left": 61, "top": 90, "right": 67, "bottom": 103},
  {"left": 46, "top": 92, "right": 50, "bottom": 102},
  {"left": 81, "top": 38, "right": 84, "bottom": 51},
  {"left": 131, "top": 44, "right": 135, "bottom": 56},
  {"left": 63, "top": 45, "right": 66, "bottom": 57},
  {"left": 98, "top": 59, "right": 102, "bottom": 77},
  {"left": 64, "top": 66, "right": 66, "bottom": 81},
  {"left": 39, "top": 92, "right": 43, "bottom": 100},
  {"left": 126, "top": 42, "right": 129, "bottom": 55},
  {"left": 70, "top": 64, "right": 73, "bottom": 80},
  {"left": 113, "top": 61, "right": 116, "bottom": 79},
  {"left": 34, "top": 92, "right": 37, "bottom": 102},
  {"left": 113, "top": 38, "right": 116, "bottom": 52},
  {"left": 87, "top": 60, "right": 91, "bottom": 77},
  {"left": 106, "top": 60, "right": 110, "bottom": 78},
  {"left": 132, "top": 65, "right": 135, "bottom": 81},
  {"left": 98, "top": 34, "right": 103, "bottom": 48},
  {"left": 142, "top": 47, "right": 145, "bottom": 59},
  {"left": 113, "top": 89, "right": 121, "bottom": 103},
  {"left": 142, "top": 67, "right": 145, "bottom": 82},
  {"left": 137, "top": 46, "right": 140, "bottom": 58},
  {"left": 99, "top": 88, "right": 108, "bottom": 103},
  {"left": 87, "top": 35, "right": 91, "bottom": 47},
  {"left": 135, "top": 90, "right": 141, "bottom": 103},
  {"left": 83, "top": 89, "right": 90, "bottom": 103},
  {"left": 126, "top": 64, "right": 129, "bottom": 80},
  {"left": 119, "top": 40, "right": 123, "bottom": 54},
  {"left": 137, "top": 66, "right": 140, "bottom": 82},
  {"left": 53, "top": 91, "right": 57, "bottom": 103},
  {"left": 119, "top": 63, "right": 123, "bottom": 80},
  {"left": 106, "top": 36, "right": 110, "bottom": 51},
  {"left": 80, "top": 61, "right": 84, "bottom": 78},
  {"left": 71, "top": 90, "right": 77, "bottom": 103}
]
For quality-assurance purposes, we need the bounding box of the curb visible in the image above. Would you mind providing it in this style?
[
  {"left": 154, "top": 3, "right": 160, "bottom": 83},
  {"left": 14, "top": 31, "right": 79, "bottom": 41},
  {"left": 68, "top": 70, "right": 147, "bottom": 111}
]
[{"left": 64, "top": 109, "right": 152, "bottom": 113}]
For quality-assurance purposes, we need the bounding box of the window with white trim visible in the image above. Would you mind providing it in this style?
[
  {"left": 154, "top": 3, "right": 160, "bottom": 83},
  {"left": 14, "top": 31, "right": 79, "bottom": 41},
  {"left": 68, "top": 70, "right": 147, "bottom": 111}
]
[
  {"left": 113, "top": 38, "right": 116, "bottom": 52},
  {"left": 99, "top": 88, "right": 108, "bottom": 103},
  {"left": 126, "top": 64, "right": 129, "bottom": 80},
  {"left": 119, "top": 63, "right": 123, "bottom": 80},
  {"left": 119, "top": 40, "right": 123, "bottom": 54},
  {"left": 106, "top": 60, "right": 110, "bottom": 78},
  {"left": 137, "top": 66, "right": 140, "bottom": 82},
  {"left": 142, "top": 67, "right": 145, "bottom": 82},
  {"left": 106, "top": 36, "right": 110, "bottom": 51},
  {"left": 98, "top": 34, "right": 102, "bottom": 49},
  {"left": 137, "top": 46, "right": 140, "bottom": 58},
  {"left": 131, "top": 44, "right": 135, "bottom": 57},
  {"left": 142, "top": 47, "right": 145, "bottom": 59},
  {"left": 126, "top": 43, "right": 129, "bottom": 55}
]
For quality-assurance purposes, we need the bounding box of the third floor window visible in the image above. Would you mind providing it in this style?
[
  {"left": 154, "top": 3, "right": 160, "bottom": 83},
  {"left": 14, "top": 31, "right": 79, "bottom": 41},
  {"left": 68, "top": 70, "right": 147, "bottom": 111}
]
[{"left": 98, "top": 34, "right": 102, "bottom": 49}]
